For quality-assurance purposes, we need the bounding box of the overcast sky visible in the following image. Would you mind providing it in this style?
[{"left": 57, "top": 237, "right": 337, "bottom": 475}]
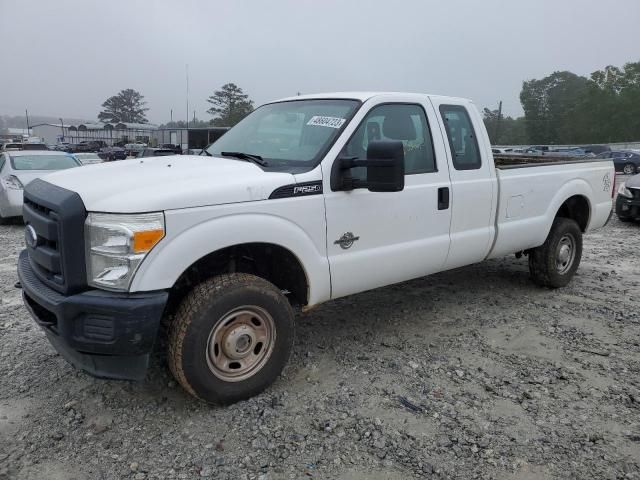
[{"left": 1, "top": 0, "right": 639, "bottom": 124}]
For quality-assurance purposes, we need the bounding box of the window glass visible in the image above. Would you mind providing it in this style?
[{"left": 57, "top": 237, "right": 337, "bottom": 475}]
[
  {"left": 439, "top": 105, "right": 481, "bottom": 170},
  {"left": 10, "top": 154, "right": 79, "bottom": 170},
  {"left": 340, "top": 103, "right": 436, "bottom": 180},
  {"left": 0, "top": 155, "right": 5, "bottom": 171},
  {"left": 206, "top": 99, "right": 359, "bottom": 168}
]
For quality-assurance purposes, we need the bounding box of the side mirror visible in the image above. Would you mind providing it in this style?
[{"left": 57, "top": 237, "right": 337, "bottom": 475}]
[{"left": 331, "top": 140, "right": 405, "bottom": 192}]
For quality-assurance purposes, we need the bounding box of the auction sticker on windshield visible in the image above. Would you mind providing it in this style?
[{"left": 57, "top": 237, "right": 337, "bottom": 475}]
[{"left": 307, "top": 116, "right": 346, "bottom": 128}]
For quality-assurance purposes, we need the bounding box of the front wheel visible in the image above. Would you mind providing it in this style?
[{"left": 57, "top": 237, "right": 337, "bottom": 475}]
[
  {"left": 623, "top": 163, "right": 636, "bottom": 175},
  {"left": 167, "top": 273, "right": 294, "bottom": 404},
  {"left": 528, "top": 217, "right": 583, "bottom": 288}
]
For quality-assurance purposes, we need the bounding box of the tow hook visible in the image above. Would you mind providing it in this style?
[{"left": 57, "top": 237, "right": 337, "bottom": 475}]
[{"left": 14, "top": 281, "right": 21, "bottom": 289}]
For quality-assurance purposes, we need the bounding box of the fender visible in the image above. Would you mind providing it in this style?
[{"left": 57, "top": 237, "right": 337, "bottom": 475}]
[
  {"left": 543, "top": 178, "right": 593, "bottom": 232},
  {"left": 130, "top": 212, "right": 331, "bottom": 306}
]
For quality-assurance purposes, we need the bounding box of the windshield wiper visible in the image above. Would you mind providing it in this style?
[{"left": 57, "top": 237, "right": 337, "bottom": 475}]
[
  {"left": 202, "top": 149, "right": 212, "bottom": 156},
  {"left": 221, "top": 151, "right": 268, "bottom": 167}
]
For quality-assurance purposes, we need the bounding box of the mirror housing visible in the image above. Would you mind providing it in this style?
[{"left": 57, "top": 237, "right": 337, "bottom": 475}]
[{"left": 331, "top": 140, "right": 405, "bottom": 192}]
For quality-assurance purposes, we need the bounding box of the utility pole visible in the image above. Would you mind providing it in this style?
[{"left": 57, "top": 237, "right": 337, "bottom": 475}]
[
  {"left": 494, "top": 100, "right": 503, "bottom": 145},
  {"left": 25, "top": 109, "right": 30, "bottom": 135},
  {"left": 59, "top": 118, "right": 65, "bottom": 142},
  {"left": 170, "top": 109, "right": 173, "bottom": 123},
  {"left": 186, "top": 64, "right": 189, "bottom": 130}
]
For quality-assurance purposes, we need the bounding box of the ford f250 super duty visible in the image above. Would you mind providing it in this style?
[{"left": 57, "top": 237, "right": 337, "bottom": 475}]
[{"left": 17, "top": 92, "right": 615, "bottom": 404}]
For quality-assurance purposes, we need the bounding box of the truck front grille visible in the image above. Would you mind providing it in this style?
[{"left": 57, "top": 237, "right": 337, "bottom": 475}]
[{"left": 23, "top": 179, "right": 88, "bottom": 295}]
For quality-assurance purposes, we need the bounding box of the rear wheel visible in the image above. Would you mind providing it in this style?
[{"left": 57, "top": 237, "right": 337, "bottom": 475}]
[
  {"left": 168, "top": 273, "right": 294, "bottom": 404},
  {"left": 529, "top": 217, "right": 582, "bottom": 288},
  {"left": 623, "top": 163, "right": 636, "bottom": 175}
]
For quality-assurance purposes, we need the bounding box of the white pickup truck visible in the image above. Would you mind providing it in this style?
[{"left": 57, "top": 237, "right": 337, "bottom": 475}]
[{"left": 18, "top": 92, "right": 615, "bottom": 404}]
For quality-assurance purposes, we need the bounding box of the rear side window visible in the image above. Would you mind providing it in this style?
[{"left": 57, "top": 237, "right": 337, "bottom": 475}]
[{"left": 439, "top": 105, "right": 481, "bottom": 170}]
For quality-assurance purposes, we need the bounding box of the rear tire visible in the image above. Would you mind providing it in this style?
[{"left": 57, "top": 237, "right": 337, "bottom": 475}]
[
  {"left": 529, "top": 217, "right": 582, "bottom": 288},
  {"left": 168, "top": 273, "right": 294, "bottom": 404},
  {"left": 623, "top": 163, "right": 636, "bottom": 175}
]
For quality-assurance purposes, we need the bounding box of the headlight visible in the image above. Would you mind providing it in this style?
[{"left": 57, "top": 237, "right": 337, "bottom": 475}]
[
  {"left": 3, "top": 175, "right": 23, "bottom": 190},
  {"left": 617, "top": 182, "right": 633, "bottom": 198},
  {"left": 85, "top": 212, "right": 164, "bottom": 291}
]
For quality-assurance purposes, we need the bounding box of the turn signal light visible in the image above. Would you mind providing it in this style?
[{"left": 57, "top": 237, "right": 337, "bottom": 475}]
[{"left": 133, "top": 229, "right": 164, "bottom": 253}]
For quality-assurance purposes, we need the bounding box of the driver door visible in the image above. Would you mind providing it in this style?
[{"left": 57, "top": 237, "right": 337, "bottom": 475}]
[{"left": 322, "top": 100, "right": 452, "bottom": 299}]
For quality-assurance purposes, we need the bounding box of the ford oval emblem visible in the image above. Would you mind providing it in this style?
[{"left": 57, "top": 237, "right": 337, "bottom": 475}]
[{"left": 25, "top": 224, "right": 38, "bottom": 249}]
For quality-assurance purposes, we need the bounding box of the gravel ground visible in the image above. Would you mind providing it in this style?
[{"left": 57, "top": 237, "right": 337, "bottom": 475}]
[{"left": 1, "top": 183, "right": 639, "bottom": 480}]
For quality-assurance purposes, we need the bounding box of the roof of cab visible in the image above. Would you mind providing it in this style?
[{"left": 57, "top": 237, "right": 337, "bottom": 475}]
[{"left": 273, "top": 91, "right": 471, "bottom": 104}]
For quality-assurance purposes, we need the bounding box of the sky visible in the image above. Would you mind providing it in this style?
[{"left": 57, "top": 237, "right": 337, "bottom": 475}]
[{"left": 1, "top": 0, "right": 639, "bottom": 124}]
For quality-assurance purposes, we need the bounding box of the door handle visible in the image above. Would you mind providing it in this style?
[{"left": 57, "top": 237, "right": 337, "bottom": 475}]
[{"left": 438, "top": 187, "right": 450, "bottom": 210}]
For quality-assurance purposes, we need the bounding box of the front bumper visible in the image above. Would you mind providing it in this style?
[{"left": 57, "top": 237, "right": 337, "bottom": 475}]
[
  {"left": 0, "top": 189, "right": 23, "bottom": 218},
  {"left": 616, "top": 195, "right": 640, "bottom": 220},
  {"left": 17, "top": 250, "right": 168, "bottom": 380}
]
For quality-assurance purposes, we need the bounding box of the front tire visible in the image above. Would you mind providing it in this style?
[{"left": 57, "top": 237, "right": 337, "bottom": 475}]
[
  {"left": 528, "top": 217, "right": 583, "bottom": 288},
  {"left": 168, "top": 273, "right": 294, "bottom": 404}
]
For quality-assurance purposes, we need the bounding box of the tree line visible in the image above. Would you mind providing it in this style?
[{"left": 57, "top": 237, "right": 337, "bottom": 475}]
[
  {"left": 96, "top": 83, "right": 254, "bottom": 128},
  {"left": 484, "top": 60, "right": 640, "bottom": 145}
]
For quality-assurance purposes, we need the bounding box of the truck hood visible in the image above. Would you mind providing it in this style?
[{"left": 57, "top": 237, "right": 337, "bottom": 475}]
[
  {"left": 14, "top": 170, "right": 64, "bottom": 188},
  {"left": 42, "top": 155, "right": 295, "bottom": 212}
]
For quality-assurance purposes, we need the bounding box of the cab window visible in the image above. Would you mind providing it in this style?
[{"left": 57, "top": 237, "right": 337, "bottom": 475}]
[
  {"left": 439, "top": 105, "right": 481, "bottom": 170},
  {"left": 340, "top": 103, "right": 436, "bottom": 180}
]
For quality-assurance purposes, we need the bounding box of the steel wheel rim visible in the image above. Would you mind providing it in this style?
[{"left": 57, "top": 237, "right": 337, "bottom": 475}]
[
  {"left": 206, "top": 306, "right": 276, "bottom": 382},
  {"left": 556, "top": 234, "right": 576, "bottom": 274},
  {"left": 624, "top": 164, "right": 634, "bottom": 174}
]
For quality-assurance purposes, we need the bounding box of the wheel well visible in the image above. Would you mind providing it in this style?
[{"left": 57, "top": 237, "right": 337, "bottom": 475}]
[
  {"left": 164, "top": 243, "right": 309, "bottom": 320},
  {"left": 556, "top": 195, "right": 590, "bottom": 232}
]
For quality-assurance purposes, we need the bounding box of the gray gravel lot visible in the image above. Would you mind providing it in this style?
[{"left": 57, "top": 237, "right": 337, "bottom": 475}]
[{"left": 1, "top": 186, "right": 639, "bottom": 479}]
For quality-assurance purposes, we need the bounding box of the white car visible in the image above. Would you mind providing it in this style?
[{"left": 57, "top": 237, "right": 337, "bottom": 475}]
[
  {"left": 18, "top": 92, "right": 615, "bottom": 404},
  {"left": 0, "top": 150, "right": 80, "bottom": 223},
  {"left": 72, "top": 153, "right": 103, "bottom": 165}
]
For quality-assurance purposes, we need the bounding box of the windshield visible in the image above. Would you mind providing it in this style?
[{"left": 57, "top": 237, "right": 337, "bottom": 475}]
[
  {"left": 205, "top": 99, "right": 360, "bottom": 169},
  {"left": 11, "top": 154, "right": 79, "bottom": 170}
]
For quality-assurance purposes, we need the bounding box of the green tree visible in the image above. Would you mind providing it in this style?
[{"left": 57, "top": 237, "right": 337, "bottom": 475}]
[
  {"left": 159, "top": 118, "right": 210, "bottom": 129},
  {"left": 206, "top": 83, "right": 254, "bottom": 127},
  {"left": 482, "top": 108, "right": 529, "bottom": 145},
  {"left": 520, "top": 71, "right": 589, "bottom": 144},
  {"left": 98, "top": 89, "right": 149, "bottom": 123}
]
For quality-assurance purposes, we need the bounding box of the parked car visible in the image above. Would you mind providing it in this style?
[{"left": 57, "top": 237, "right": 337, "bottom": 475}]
[
  {"left": 1, "top": 143, "right": 25, "bottom": 151},
  {"left": 615, "top": 173, "right": 640, "bottom": 222},
  {"left": 124, "top": 143, "right": 147, "bottom": 156},
  {"left": 0, "top": 151, "right": 80, "bottom": 223},
  {"left": 53, "top": 142, "right": 72, "bottom": 151},
  {"left": 98, "top": 147, "right": 127, "bottom": 161},
  {"left": 582, "top": 145, "right": 611, "bottom": 155},
  {"left": 18, "top": 91, "right": 614, "bottom": 404},
  {"left": 69, "top": 141, "right": 104, "bottom": 153},
  {"left": 72, "top": 153, "right": 103, "bottom": 165},
  {"left": 160, "top": 143, "right": 182, "bottom": 154},
  {"left": 184, "top": 148, "right": 204, "bottom": 155},
  {"left": 137, "top": 148, "right": 176, "bottom": 157},
  {"left": 19, "top": 143, "right": 49, "bottom": 151},
  {"left": 594, "top": 150, "right": 640, "bottom": 174}
]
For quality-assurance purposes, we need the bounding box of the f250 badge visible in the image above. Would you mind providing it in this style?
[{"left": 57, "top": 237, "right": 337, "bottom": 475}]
[
  {"left": 293, "top": 184, "right": 321, "bottom": 195},
  {"left": 602, "top": 172, "right": 611, "bottom": 192}
]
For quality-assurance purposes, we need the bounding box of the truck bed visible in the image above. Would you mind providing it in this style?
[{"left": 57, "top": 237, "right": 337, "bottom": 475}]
[{"left": 487, "top": 159, "right": 614, "bottom": 259}]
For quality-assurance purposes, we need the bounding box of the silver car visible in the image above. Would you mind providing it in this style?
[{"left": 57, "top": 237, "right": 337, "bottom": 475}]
[
  {"left": 0, "top": 150, "right": 80, "bottom": 223},
  {"left": 72, "top": 152, "right": 104, "bottom": 165}
]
